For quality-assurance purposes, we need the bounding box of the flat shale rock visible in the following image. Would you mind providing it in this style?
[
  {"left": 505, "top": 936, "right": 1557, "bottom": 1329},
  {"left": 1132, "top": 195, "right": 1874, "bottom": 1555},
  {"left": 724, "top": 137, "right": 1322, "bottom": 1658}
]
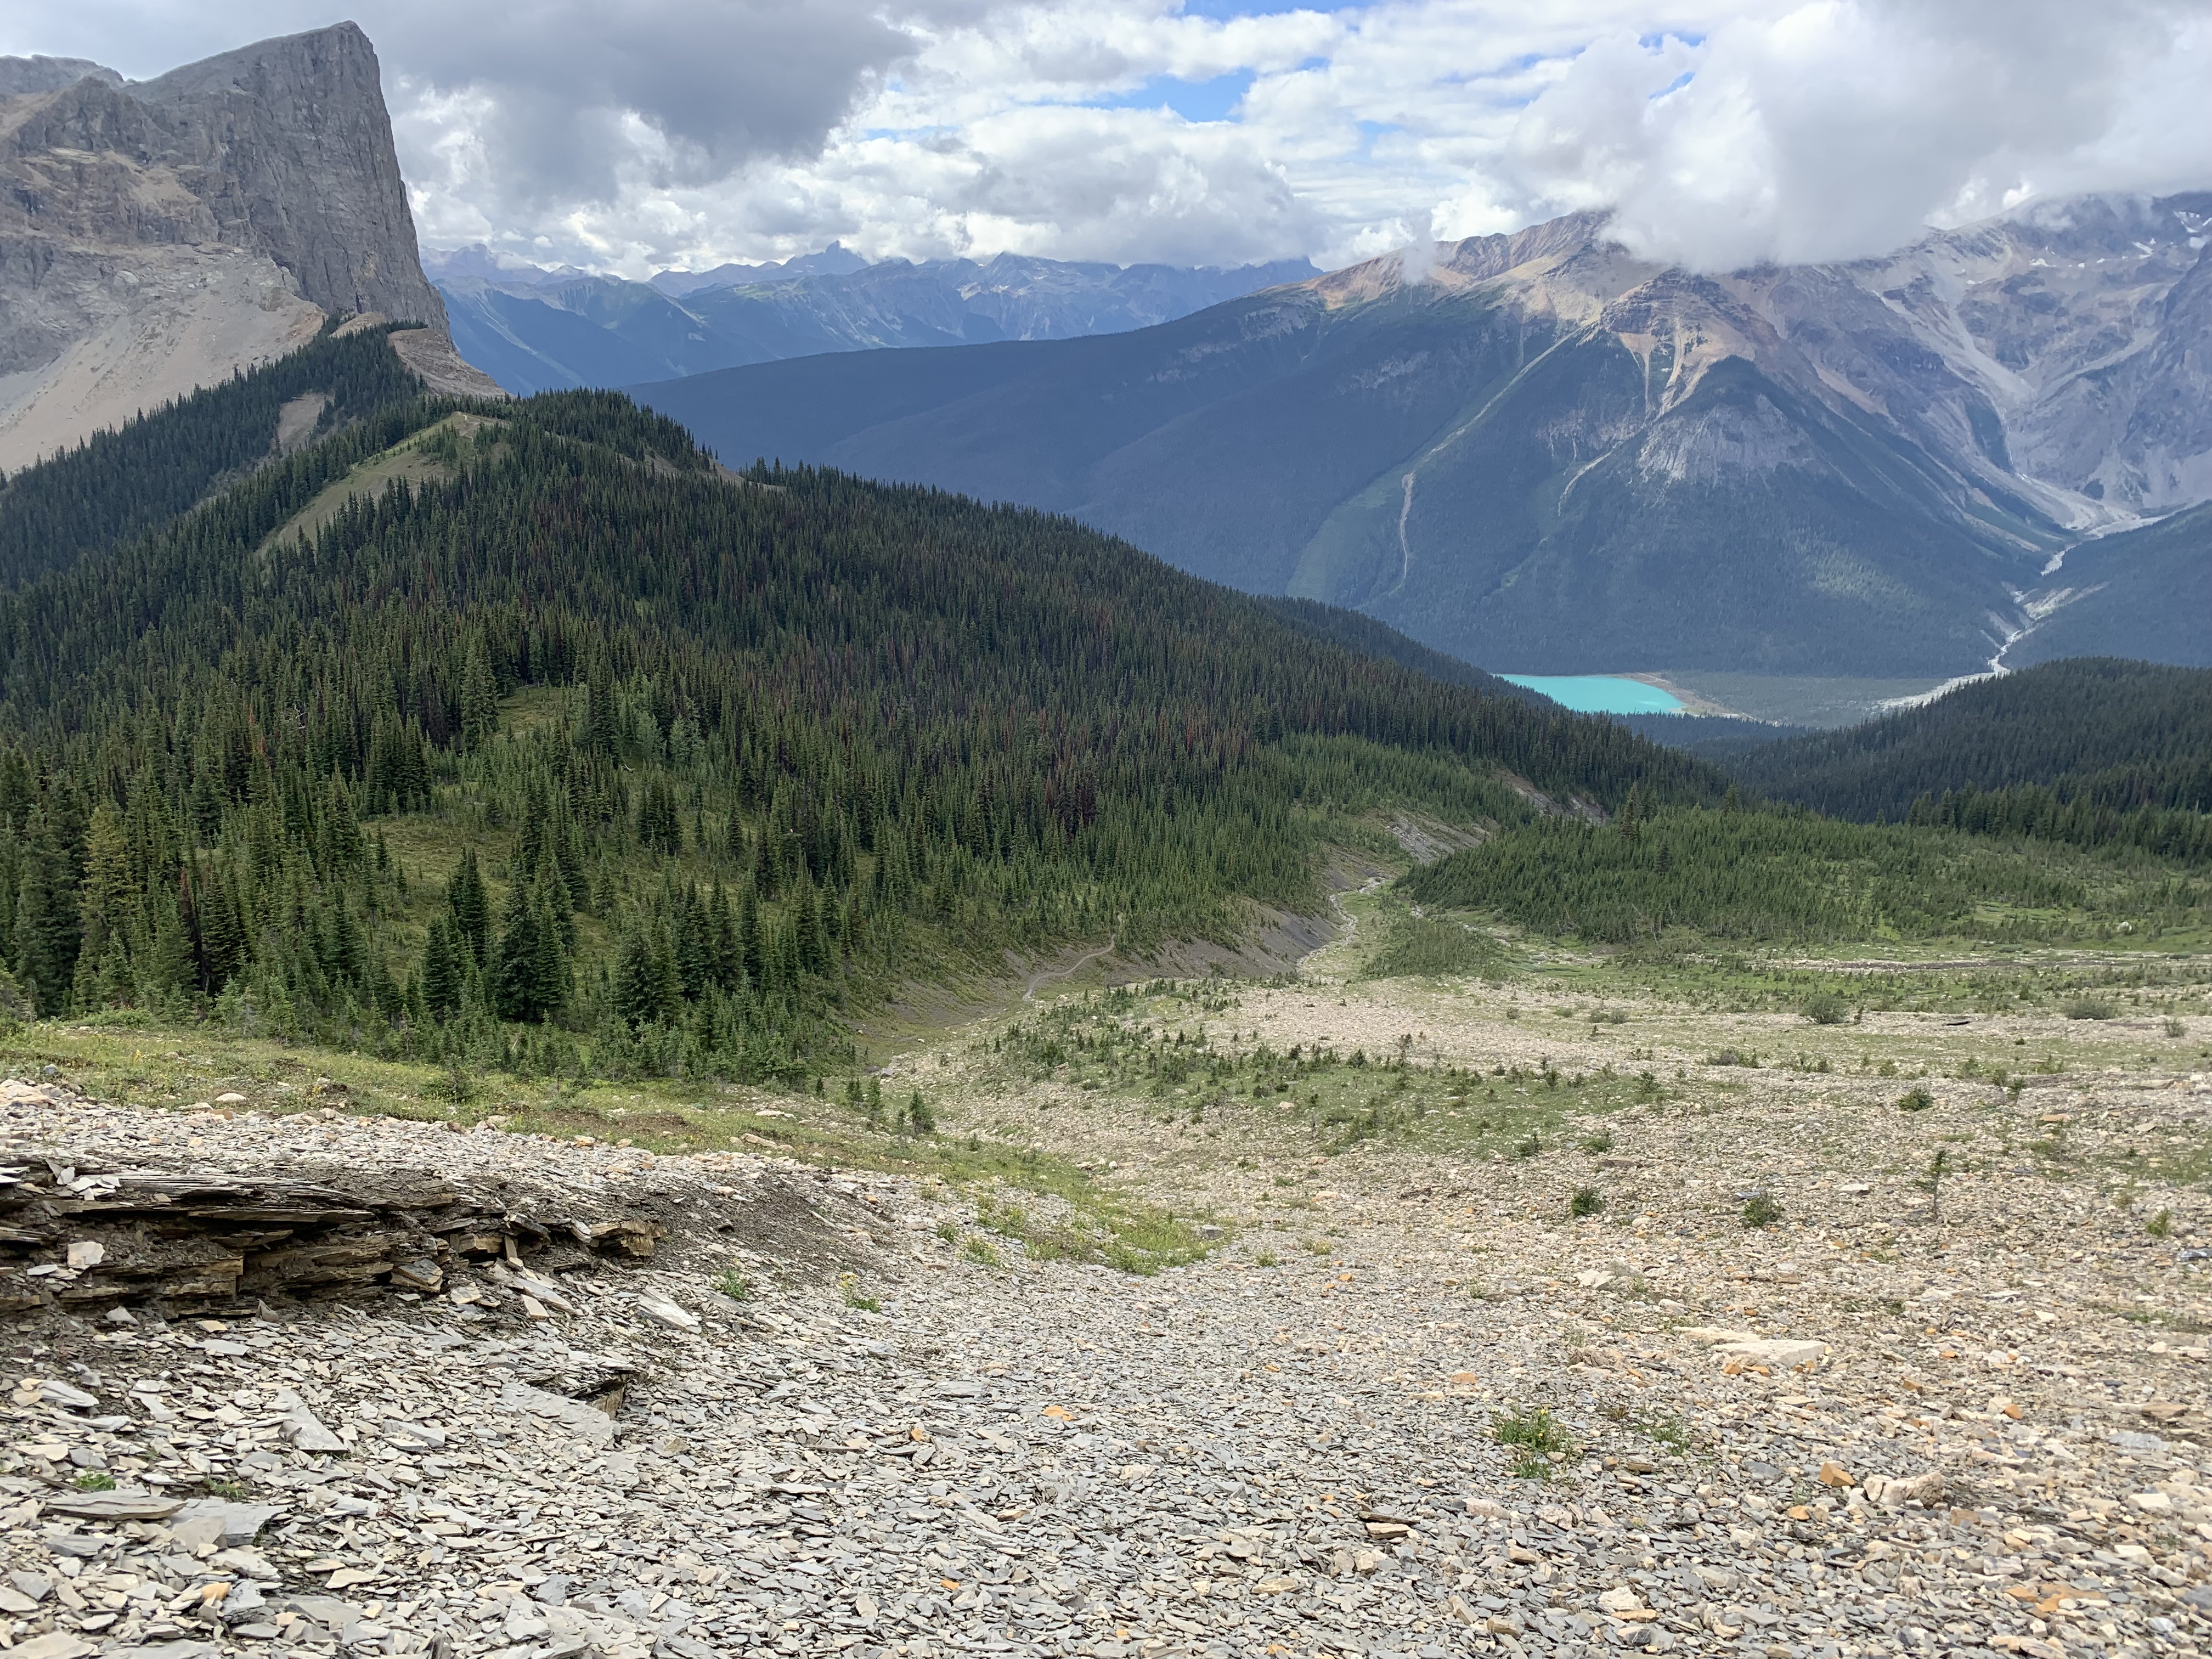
[{"left": 4, "top": 1025, "right": 2209, "bottom": 1659}]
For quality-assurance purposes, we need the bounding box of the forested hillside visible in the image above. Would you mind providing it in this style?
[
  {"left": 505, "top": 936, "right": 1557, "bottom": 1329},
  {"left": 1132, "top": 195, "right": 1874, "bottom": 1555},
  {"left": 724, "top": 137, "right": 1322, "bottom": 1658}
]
[
  {"left": 1248, "top": 596, "right": 1542, "bottom": 704},
  {"left": 1729, "top": 658, "right": 2212, "bottom": 864},
  {"left": 1403, "top": 803, "right": 2210, "bottom": 945},
  {"left": 0, "top": 324, "right": 424, "bottom": 588},
  {"left": 2008, "top": 505, "right": 2212, "bottom": 669},
  {"left": 0, "top": 364, "right": 1718, "bottom": 1082}
]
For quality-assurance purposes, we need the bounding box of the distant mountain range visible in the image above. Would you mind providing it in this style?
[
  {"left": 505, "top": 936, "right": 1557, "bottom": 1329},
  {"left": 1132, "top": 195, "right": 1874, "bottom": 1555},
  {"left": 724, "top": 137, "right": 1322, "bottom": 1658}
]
[
  {"left": 427, "top": 246, "right": 1319, "bottom": 396},
  {"left": 634, "top": 196, "right": 2212, "bottom": 679}
]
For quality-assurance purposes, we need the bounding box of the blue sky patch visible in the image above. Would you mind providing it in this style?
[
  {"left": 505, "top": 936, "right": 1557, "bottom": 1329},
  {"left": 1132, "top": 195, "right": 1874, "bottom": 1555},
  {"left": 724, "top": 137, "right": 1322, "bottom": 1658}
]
[{"left": 1088, "top": 69, "right": 1257, "bottom": 124}]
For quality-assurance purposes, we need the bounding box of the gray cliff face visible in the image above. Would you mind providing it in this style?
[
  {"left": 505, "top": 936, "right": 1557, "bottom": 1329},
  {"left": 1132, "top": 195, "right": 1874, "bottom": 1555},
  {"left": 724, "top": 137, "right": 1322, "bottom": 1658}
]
[
  {"left": 1760, "top": 191, "right": 2212, "bottom": 520},
  {"left": 126, "top": 23, "right": 447, "bottom": 329},
  {"left": 0, "top": 56, "right": 122, "bottom": 96},
  {"left": 0, "top": 23, "right": 491, "bottom": 473}
]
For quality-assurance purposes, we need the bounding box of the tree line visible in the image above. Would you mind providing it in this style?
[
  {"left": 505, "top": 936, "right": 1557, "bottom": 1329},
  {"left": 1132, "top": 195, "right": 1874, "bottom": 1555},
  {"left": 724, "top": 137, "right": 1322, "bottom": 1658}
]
[{"left": 0, "top": 323, "right": 423, "bottom": 589}]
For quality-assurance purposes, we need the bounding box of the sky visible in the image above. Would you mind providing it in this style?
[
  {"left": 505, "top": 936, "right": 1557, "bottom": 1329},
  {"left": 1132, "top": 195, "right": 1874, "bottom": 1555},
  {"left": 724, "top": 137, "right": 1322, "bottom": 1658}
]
[{"left": 5, "top": 0, "right": 2209, "bottom": 276}]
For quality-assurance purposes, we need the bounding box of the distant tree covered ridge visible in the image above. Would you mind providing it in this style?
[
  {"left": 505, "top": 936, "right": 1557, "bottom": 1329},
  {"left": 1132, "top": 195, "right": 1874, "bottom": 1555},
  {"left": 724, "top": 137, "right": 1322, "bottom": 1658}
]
[
  {"left": 1726, "top": 658, "right": 2212, "bottom": 865},
  {"left": 0, "top": 364, "right": 1719, "bottom": 1080}
]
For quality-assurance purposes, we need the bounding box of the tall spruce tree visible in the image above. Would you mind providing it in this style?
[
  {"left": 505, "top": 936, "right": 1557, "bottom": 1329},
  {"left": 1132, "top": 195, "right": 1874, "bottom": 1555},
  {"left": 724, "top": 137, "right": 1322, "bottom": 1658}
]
[
  {"left": 459, "top": 633, "right": 500, "bottom": 753},
  {"left": 449, "top": 849, "right": 490, "bottom": 966},
  {"left": 15, "top": 806, "right": 83, "bottom": 1015},
  {"left": 613, "top": 916, "right": 680, "bottom": 1030},
  {"left": 490, "top": 879, "right": 565, "bottom": 1024},
  {"left": 421, "top": 916, "right": 462, "bottom": 1022}
]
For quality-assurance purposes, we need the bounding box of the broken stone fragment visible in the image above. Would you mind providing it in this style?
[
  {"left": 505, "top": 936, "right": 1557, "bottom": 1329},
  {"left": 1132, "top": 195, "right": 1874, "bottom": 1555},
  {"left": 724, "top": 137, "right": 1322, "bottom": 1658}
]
[
  {"left": 9, "top": 1634, "right": 94, "bottom": 1659},
  {"left": 37, "top": 1378, "right": 99, "bottom": 1409},
  {"left": 268, "top": 1387, "right": 348, "bottom": 1453},
  {"left": 636, "top": 1294, "right": 701, "bottom": 1331},
  {"left": 569, "top": 1217, "right": 662, "bottom": 1257},
  {"left": 172, "top": 1497, "right": 284, "bottom": 1546},
  {"left": 1576, "top": 1262, "right": 1642, "bottom": 1290},
  {"left": 499, "top": 1378, "right": 617, "bottom": 1446},
  {"left": 1712, "top": 1338, "right": 1826, "bottom": 1370},
  {"left": 42, "top": 1488, "right": 185, "bottom": 1520},
  {"left": 212, "top": 1544, "right": 281, "bottom": 1581},
  {"left": 389, "top": 1257, "right": 443, "bottom": 1291},
  {"left": 1861, "top": 1470, "right": 1945, "bottom": 1509}
]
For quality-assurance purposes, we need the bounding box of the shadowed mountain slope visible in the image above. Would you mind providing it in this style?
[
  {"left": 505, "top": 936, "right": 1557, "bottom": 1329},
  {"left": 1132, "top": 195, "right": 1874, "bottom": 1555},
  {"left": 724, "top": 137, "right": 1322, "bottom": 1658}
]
[{"left": 637, "top": 196, "right": 2212, "bottom": 678}]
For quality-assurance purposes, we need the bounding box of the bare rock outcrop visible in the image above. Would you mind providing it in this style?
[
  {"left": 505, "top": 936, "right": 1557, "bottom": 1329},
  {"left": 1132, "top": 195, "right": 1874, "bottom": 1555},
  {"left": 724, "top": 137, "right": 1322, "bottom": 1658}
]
[
  {"left": 0, "top": 55, "right": 121, "bottom": 96},
  {"left": 0, "top": 23, "right": 497, "bottom": 475},
  {"left": 0, "top": 1149, "right": 665, "bottom": 1316}
]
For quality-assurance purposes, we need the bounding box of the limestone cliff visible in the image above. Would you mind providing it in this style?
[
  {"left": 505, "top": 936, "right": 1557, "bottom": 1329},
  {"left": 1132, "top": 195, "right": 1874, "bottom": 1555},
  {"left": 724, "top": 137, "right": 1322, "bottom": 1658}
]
[{"left": 0, "top": 22, "right": 498, "bottom": 475}]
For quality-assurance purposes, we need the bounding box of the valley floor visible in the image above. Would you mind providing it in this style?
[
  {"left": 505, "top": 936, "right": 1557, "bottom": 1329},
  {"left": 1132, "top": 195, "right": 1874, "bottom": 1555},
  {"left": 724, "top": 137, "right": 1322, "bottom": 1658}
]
[{"left": 4, "top": 936, "right": 2211, "bottom": 1659}]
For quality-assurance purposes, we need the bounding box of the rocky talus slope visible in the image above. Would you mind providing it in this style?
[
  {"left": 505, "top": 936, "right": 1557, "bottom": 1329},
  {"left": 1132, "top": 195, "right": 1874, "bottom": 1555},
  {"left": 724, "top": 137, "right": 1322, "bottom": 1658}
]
[
  {"left": 0, "top": 24, "right": 497, "bottom": 476},
  {"left": 3, "top": 950, "right": 2210, "bottom": 1659}
]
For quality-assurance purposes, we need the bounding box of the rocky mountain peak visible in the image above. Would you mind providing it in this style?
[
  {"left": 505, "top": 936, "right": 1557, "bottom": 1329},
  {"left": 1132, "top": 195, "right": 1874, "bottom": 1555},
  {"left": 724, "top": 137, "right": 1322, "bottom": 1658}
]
[
  {"left": 0, "top": 22, "right": 493, "bottom": 476},
  {"left": 0, "top": 54, "right": 121, "bottom": 95},
  {"left": 127, "top": 22, "right": 447, "bottom": 330}
]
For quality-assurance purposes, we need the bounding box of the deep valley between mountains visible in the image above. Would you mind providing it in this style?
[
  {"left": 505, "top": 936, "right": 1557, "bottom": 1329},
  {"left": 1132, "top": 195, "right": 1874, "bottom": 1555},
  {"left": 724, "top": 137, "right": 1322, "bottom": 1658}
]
[{"left": 3, "top": 21, "right": 2212, "bottom": 1659}]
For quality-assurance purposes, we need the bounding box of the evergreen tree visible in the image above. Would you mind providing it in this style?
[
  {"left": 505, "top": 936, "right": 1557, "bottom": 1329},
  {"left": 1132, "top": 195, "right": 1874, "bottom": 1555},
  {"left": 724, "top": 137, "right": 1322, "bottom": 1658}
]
[
  {"left": 74, "top": 801, "right": 135, "bottom": 1008},
  {"left": 585, "top": 664, "right": 620, "bottom": 759},
  {"left": 460, "top": 633, "right": 500, "bottom": 753},
  {"left": 613, "top": 916, "right": 680, "bottom": 1029},
  {"left": 421, "top": 916, "right": 462, "bottom": 1022},
  {"left": 15, "top": 808, "right": 82, "bottom": 1015},
  {"left": 637, "top": 780, "right": 681, "bottom": 856},
  {"left": 490, "top": 879, "right": 565, "bottom": 1024},
  {"left": 449, "top": 849, "right": 490, "bottom": 966}
]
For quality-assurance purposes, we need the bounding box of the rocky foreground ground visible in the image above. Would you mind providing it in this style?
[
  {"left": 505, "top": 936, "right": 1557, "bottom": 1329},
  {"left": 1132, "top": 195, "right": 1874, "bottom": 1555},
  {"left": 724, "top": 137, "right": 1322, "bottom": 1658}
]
[{"left": 3, "top": 966, "right": 2210, "bottom": 1659}]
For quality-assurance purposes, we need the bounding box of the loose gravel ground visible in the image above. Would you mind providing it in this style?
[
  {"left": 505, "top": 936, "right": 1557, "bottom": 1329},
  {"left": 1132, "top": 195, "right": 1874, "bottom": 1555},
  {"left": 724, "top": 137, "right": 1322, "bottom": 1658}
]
[{"left": 4, "top": 958, "right": 2211, "bottom": 1659}]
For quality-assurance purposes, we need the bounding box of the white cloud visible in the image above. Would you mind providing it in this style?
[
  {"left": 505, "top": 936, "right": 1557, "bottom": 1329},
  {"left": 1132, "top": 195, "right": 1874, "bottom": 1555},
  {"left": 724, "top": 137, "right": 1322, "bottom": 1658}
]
[
  {"left": 5, "top": 0, "right": 2208, "bottom": 275},
  {"left": 1505, "top": 0, "right": 2212, "bottom": 272}
]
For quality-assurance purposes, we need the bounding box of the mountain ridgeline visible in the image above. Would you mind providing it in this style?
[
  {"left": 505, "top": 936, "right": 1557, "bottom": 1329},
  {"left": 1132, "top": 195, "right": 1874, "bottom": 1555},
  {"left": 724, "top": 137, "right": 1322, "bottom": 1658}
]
[
  {"left": 637, "top": 195, "right": 2212, "bottom": 679},
  {"left": 0, "top": 347, "right": 1717, "bottom": 1081},
  {"left": 434, "top": 248, "right": 1320, "bottom": 397}
]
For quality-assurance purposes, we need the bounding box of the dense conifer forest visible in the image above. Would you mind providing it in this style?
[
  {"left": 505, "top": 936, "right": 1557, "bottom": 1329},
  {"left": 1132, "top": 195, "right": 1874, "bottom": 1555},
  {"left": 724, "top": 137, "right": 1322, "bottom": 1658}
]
[
  {"left": 1402, "top": 801, "right": 2212, "bottom": 945},
  {"left": 0, "top": 349, "right": 1721, "bottom": 1081},
  {"left": 0, "top": 324, "right": 422, "bottom": 590},
  {"left": 1728, "top": 658, "right": 2212, "bottom": 864}
]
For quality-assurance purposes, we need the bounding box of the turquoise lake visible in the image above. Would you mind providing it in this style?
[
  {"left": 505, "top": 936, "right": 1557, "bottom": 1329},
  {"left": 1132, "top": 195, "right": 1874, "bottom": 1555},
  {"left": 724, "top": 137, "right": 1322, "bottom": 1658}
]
[{"left": 1500, "top": 675, "right": 1686, "bottom": 714}]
